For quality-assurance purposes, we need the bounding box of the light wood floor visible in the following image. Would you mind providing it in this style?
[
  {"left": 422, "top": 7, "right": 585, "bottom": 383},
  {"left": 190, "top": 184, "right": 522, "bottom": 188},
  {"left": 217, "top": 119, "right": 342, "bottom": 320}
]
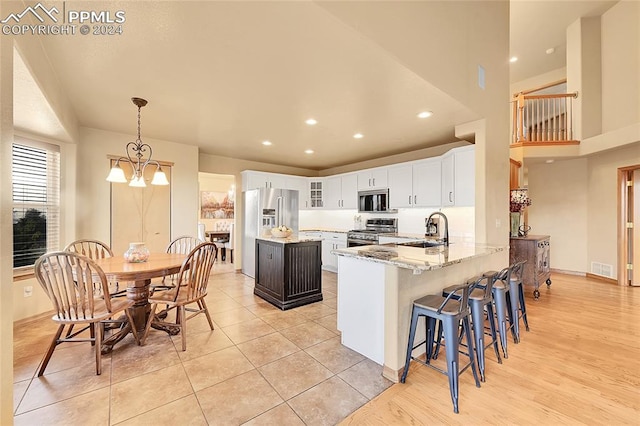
[{"left": 341, "top": 273, "right": 640, "bottom": 425}]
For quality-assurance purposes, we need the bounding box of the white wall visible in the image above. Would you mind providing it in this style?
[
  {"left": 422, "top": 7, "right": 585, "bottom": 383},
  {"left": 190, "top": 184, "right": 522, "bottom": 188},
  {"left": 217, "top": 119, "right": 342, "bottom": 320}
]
[
  {"left": 0, "top": 25, "right": 14, "bottom": 423},
  {"left": 587, "top": 142, "right": 640, "bottom": 278},
  {"left": 601, "top": 0, "right": 640, "bottom": 133},
  {"left": 527, "top": 158, "right": 588, "bottom": 273}
]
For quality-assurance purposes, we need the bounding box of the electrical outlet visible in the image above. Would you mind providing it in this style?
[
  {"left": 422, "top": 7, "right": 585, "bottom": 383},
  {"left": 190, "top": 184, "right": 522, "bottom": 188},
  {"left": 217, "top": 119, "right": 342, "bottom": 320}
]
[
  {"left": 496, "top": 219, "right": 501, "bottom": 228},
  {"left": 24, "top": 286, "right": 33, "bottom": 297}
]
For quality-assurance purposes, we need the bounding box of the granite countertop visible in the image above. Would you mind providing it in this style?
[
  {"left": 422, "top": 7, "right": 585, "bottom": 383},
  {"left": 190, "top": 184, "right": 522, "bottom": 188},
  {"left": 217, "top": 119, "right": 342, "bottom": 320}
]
[
  {"left": 299, "top": 228, "right": 348, "bottom": 234},
  {"left": 257, "top": 234, "right": 323, "bottom": 244},
  {"left": 332, "top": 240, "right": 505, "bottom": 272}
]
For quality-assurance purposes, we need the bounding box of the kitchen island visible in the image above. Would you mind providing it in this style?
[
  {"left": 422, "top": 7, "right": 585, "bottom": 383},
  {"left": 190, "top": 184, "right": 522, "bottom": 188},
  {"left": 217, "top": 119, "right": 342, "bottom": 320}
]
[
  {"left": 254, "top": 235, "right": 323, "bottom": 310},
  {"left": 333, "top": 241, "right": 507, "bottom": 382}
]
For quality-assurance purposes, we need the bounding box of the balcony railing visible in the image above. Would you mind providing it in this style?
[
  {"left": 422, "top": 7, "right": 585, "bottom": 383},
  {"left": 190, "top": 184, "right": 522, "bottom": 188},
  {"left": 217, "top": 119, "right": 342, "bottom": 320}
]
[{"left": 511, "top": 92, "right": 579, "bottom": 145}]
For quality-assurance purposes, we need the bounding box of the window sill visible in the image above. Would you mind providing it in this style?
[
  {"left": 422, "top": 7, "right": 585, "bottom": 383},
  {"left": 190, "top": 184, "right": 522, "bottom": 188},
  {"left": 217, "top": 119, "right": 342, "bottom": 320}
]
[{"left": 14, "top": 269, "right": 35, "bottom": 282}]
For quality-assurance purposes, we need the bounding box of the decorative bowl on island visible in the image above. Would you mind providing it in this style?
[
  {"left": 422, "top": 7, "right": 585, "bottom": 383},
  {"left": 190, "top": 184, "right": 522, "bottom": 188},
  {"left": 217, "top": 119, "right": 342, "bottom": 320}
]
[{"left": 271, "top": 226, "right": 293, "bottom": 238}]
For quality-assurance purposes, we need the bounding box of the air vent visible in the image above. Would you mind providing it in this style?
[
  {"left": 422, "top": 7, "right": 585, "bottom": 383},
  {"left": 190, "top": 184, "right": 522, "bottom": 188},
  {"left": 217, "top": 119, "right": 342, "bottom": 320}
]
[{"left": 591, "top": 262, "right": 613, "bottom": 278}]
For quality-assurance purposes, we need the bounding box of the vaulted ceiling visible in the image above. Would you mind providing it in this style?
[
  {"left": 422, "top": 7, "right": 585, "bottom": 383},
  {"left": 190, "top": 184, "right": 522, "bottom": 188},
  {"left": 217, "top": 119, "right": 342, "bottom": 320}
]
[{"left": 11, "top": 0, "right": 617, "bottom": 170}]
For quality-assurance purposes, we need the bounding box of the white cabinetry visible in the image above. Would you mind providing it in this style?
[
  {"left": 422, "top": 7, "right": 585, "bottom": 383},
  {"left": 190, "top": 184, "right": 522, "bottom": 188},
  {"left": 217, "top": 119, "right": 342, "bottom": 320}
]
[
  {"left": 324, "top": 174, "right": 357, "bottom": 209},
  {"left": 242, "top": 171, "right": 287, "bottom": 191},
  {"left": 388, "top": 158, "right": 441, "bottom": 208},
  {"left": 309, "top": 180, "right": 324, "bottom": 209},
  {"left": 321, "top": 232, "right": 347, "bottom": 272},
  {"left": 286, "top": 176, "right": 310, "bottom": 209},
  {"left": 413, "top": 159, "right": 442, "bottom": 207},
  {"left": 357, "top": 169, "right": 388, "bottom": 190},
  {"left": 441, "top": 146, "right": 475, "bottom": 207}
]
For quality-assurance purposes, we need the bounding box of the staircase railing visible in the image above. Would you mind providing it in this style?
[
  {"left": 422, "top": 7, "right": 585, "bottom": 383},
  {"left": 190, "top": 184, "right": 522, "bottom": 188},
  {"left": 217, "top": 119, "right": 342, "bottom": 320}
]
[{"left": 511, "top": 92, "right": 579, "bottom": 145}]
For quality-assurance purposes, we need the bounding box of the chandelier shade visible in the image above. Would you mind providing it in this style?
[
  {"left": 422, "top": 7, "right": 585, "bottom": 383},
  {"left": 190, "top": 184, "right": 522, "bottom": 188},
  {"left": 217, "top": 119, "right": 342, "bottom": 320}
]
[{"left": 106, "top": 97, "right": 169, "bottom": 188}]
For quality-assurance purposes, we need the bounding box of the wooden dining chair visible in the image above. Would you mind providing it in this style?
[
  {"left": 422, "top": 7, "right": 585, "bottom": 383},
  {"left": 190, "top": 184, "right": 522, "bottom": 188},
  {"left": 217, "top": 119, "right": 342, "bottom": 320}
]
[
  {"left": 64, "top": 239, "right": 126, "bottom": 297},
  {"left": 151, "top": 235, "right": 204, "bottom": 293},
  {"left": 141, "top": 242, "right": 218, "bottom": 351},
  {"left": 34, "top": 251, "right": 139, "bottom": 376}
]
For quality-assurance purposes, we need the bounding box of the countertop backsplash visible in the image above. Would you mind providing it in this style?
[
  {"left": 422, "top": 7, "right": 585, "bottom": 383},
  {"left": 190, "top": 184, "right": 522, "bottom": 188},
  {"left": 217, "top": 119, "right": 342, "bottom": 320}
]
[{"left": 299, "top": 206, "right": 475, "bottom": 241}]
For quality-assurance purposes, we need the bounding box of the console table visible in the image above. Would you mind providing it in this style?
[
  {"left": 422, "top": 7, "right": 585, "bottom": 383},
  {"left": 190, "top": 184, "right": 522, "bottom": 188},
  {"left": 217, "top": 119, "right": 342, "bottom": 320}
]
[{"left": 509, "top": 235, "right": 551, "bottom": 299}]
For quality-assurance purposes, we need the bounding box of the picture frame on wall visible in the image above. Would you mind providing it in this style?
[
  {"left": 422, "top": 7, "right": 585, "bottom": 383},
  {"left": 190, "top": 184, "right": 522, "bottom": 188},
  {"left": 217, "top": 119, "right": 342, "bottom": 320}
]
[{"left": 200, "top": 191, "right": 234, "bottom": 219}]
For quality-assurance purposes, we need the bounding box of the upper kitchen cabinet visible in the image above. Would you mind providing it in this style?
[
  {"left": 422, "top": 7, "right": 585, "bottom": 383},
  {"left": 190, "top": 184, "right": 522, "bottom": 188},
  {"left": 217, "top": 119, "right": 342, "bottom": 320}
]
[
  {"left": 441, "top": 146, "right": 475, "bottom": 207},
  {"left": 309, "top": 179, "right": 324, "bottom": 209},
  {"left": 388, "top": 158, "right": 441, "bottom": 208},
  {"left": 357, "top": 169, "right": 388, "bottom": 191},
  {"left": 286, "top": 176, "right": 310, "bottom": 209},
  {"left": 324, "top": 173, "right": 358, "bottom": 209},
  {"left": 241, "top": 171, "right": 288, "bottom": 191}
]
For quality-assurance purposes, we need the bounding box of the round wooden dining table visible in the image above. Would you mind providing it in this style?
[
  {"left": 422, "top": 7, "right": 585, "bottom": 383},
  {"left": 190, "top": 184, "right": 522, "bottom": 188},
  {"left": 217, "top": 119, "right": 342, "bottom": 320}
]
[{"left": 92, "top": 252, "right": 187, "bottom": 353}]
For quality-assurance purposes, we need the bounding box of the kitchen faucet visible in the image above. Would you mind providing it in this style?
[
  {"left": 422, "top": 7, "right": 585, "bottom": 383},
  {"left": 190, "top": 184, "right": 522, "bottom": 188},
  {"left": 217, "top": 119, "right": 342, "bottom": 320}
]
[{"left": 425, "top": 212, "right": 449, "bottom": 246}]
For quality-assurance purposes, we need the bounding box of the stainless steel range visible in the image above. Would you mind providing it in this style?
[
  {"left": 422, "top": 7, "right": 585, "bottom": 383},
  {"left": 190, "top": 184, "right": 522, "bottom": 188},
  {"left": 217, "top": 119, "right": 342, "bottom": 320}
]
[{"left": 347, "top": 218, "right": 398, "bottom": 247}]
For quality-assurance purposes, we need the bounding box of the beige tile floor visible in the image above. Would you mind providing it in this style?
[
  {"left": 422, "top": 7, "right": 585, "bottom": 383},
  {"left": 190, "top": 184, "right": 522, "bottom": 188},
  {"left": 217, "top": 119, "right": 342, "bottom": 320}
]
[{"left": 13, "top": 264, "right": 392, "bottom": 425}]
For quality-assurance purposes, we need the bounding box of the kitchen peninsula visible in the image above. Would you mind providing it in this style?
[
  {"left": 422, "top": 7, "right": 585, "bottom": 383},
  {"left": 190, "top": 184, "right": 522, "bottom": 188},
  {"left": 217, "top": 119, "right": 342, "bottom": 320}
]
[
  {"left": 333, "top": 241, "right": 506, "bottom": 382},
  {"left": 254, "top": 235, "right": 323, "bottom": 310}
]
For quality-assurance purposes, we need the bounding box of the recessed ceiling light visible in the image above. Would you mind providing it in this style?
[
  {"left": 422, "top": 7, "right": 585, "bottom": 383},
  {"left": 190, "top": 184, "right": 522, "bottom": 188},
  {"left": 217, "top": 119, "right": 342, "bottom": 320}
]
[
  {"left": 305, "top": 149, "right": 314, "bottom": 154},
  {"left": 545, "top": 159, "right": 555, "bottom": 164},
  {"left": 417, "top": 111, "right": 433, "bottom": 119},
  {"left": 305, "top": 118, "right": 317, "bottom": 125},
  {"left": 353, "top": 133, "right": 364, "bottom": 139},
  {"left": 262, "top": 140, "right": 272, "bottom": 146},
  {"left": 509, "top": 56, "right": 518, "bottom": 63},
  {"left": 546, "top": 47, "right": 555, "bottom": 55}
]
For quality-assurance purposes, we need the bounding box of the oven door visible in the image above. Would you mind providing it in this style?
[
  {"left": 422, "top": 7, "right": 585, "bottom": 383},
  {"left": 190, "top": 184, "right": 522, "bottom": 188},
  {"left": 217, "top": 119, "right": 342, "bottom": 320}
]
[{"left": 347, "top": 238, "right": 377, "bottom": 247}]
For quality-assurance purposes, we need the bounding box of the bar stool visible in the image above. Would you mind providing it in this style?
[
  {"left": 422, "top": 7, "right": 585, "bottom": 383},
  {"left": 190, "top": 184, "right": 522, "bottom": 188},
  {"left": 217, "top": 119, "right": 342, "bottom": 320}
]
[
  {"left": 508, "top": 260, "right": 529, "bottom": 341},
  {"left": 437, "top": 273, "right": 502, "bottom": 382},
  {"left": 482, "top": 267, "right": 514, "bottom": 358},
  {"left": 400, "top": 282, "right": 481, "bottom": 414}
]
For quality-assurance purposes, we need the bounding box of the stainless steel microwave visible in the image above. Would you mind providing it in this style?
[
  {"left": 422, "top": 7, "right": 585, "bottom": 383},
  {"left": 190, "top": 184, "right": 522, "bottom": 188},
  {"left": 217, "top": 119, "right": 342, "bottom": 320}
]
[{"left": 358, "top": 189, "right": 396, "bottom": 213}]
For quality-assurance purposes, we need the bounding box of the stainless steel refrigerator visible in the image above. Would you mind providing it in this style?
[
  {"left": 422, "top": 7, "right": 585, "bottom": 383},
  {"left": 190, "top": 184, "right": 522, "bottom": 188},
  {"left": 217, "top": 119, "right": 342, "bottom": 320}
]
[{"left": 242, "top": 188, "right": 299, "bottom": 278}]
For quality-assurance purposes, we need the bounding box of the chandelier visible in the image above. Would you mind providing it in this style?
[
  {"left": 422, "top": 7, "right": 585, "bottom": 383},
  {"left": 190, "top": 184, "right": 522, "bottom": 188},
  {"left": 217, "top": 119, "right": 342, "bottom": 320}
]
[{"left": 106, "top": 97, "right": 169, "bottom": 187}]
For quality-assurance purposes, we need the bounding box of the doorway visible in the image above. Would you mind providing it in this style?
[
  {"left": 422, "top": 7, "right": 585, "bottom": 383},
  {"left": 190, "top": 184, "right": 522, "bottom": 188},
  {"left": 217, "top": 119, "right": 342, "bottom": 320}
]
[
  {"left": 618, "top": 165, "right": 640, "bottom": 286},
  {"left": 198, "top": 172, "right": 236, "bottom": 266}
]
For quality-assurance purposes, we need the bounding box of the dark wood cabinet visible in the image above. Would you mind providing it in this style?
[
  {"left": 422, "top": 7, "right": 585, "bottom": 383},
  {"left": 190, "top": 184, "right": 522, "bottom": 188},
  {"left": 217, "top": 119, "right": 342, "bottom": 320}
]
[
  {"left": 509, "top": 235, "right": 551, "bottom": 299},
  {"left": 254, "top": 239, "right": 323, "bottom": 310}
]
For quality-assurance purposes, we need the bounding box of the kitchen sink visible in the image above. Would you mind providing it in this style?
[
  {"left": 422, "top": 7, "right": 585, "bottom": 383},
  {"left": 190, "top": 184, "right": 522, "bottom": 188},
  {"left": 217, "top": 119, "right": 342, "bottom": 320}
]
[{"left": 397, "top": 240, "right": 446, "bottom": 248}]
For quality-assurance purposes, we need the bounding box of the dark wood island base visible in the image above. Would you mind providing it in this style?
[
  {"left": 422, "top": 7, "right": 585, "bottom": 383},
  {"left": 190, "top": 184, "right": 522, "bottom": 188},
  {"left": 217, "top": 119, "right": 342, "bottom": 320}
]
[{"left": 254, "top": 237, "right": 323, "bottom": 310}]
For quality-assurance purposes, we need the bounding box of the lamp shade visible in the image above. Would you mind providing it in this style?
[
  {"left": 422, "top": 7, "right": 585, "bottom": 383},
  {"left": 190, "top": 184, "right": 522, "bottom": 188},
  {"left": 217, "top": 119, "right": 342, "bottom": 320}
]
[
  {"left": 129, "top": 175, "right": 147, "bottom": 187},
  {"left": 151, "top": 168, "right": 169, "bottom": 185},
  {"left": 106, "top": 164, "right": 127, "bottom": 183}
]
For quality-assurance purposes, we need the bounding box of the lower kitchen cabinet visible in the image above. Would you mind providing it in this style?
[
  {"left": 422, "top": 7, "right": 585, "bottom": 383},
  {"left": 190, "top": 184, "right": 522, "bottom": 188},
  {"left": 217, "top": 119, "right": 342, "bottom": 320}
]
[
  {"left": 254, "top": 238, "right": 323, "bottom": 310},
  {"left": 322, "top": 232, "right": 347, "bottom": 272},
  {"left": 509, "top": 235, "right": 551, "bottom": 299}
]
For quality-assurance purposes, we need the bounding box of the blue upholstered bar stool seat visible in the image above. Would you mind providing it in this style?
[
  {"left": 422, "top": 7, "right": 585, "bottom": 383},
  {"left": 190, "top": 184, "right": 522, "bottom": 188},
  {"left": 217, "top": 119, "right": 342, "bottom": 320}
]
[
  {"left": 438, "top": 273, "right": 502, "bottom": 382},
  {"left": 400, "top": 282, "right": 481, "bottom": 414}
]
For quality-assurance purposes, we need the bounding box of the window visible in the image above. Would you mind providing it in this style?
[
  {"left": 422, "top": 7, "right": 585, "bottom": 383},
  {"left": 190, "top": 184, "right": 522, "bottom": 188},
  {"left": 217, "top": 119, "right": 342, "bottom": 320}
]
[{"left": 12, "top": 140, "right": 60, "bottom": 269}]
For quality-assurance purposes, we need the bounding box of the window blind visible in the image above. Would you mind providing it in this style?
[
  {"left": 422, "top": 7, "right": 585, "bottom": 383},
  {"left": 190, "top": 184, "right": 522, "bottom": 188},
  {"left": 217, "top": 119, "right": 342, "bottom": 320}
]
[{"left": 12, "top": 142, "right": 60, "bottom": 268}]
